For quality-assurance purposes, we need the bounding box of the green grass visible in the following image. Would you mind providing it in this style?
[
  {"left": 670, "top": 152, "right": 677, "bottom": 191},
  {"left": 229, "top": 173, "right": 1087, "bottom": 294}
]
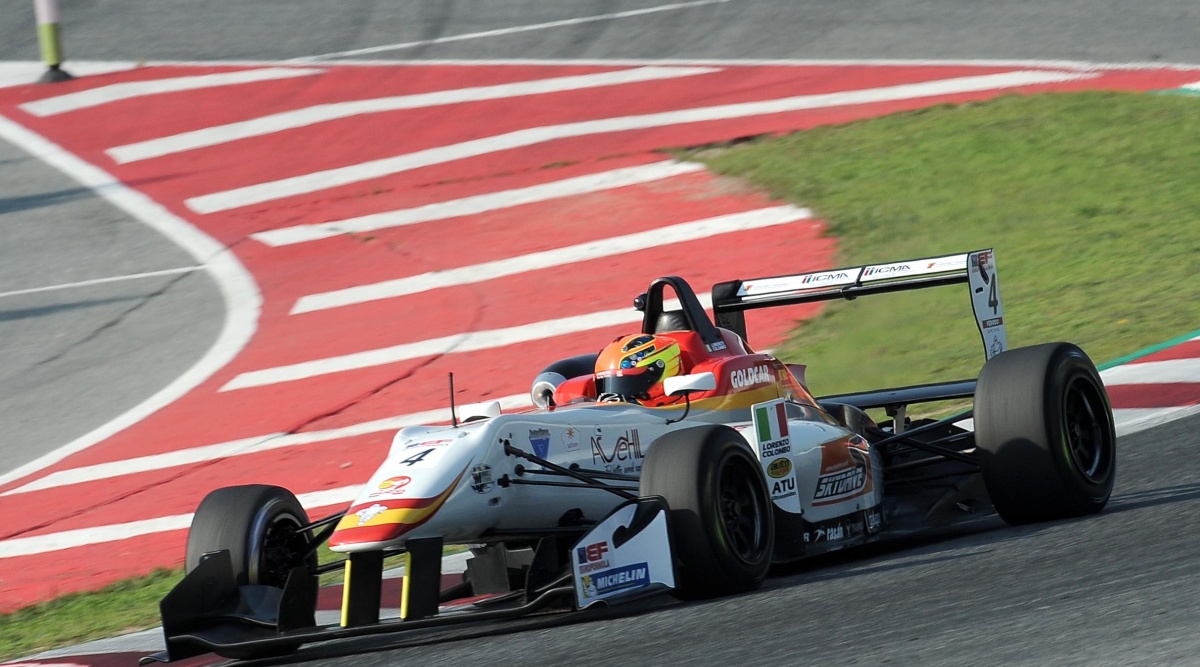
[
  {"left": 0, "top": 569, "right": 181, "bottom": 660},
  {"left": 7, "top": 89, "right": 1200, "bottom": 661},
  {"left": 0, "top": 543, "right": 468, "bottom": 661},
  {"left": 688, "top": 91, "right": 1200, "bottom": 396}
]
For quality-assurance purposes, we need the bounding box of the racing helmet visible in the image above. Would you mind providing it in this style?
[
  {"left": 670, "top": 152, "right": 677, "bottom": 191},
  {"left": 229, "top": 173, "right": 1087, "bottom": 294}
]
[{"left": 594, "top": 333, "right": 684, "bottom": 406}]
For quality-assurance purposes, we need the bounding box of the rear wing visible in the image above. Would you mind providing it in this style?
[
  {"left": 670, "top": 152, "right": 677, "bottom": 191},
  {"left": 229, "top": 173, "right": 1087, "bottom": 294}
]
[{"left": 711, "top": 249, "right": 1008, "bottom": 361}]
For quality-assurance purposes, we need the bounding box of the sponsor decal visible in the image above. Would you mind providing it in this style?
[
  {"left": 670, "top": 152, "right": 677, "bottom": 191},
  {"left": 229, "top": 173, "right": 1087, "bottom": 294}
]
[
  {"left": 403, "top": 438, "right": 453, "bottom": 450},
  {"left": 378, "top": 476, "right": 411, "bottom": 491},
  {"left": 771, "top": 476, "right": 798, "bottom": 500},
  {"left": 563, "top": 426, "right": 581, "bottom": 452},
  {"left": 591, "top": 429, "right": 643, "bottom": 474},
  {"left": 577, "top": 541, "right": 609, "bottom": 563},
  {"left": 806, "top": 518, "right": 862, "bottom": 544},
  {"left": 814, "top": 466, "right": 867, "bottom": 501},
  {"left": 738, "top": 270, "right": 860, "bottom": 297},
  {"left": 355, "top": 503, "right": 388, "bottom": 526},
  {"left": 863, "top": 264, "right": 911, "bottom": 277},
  {"left": 575, "top": 541, "right": 612, "bottom": 573},
  {"left": 982, "top": 317, "right": 1004, "bottom": 328},
  {"left": 731, "top": 364, "right": 774, "bottom": 389},
  {"left": 863, "top": 254, "right": 969, "bottom": 282},
  {"left": 369, "top": 475, "right": 412, "bottom": 498},
  {"left": 813, "top": 437, "right": 874, "bottom": 506},
  {"left": 802, "top": 270, "right": 854, "bottom": 285},
  {"left": 738, "top": 277, "right": 802, "bottom": 295},
  {"left": 580, "top": 562, "right": 651, "bottom": 599},
  {"left": 866, "top": 508, "right": 883, "bottom": 533},
  {"left": 990, "top": 336, "right": 1004, "bottom": 358},
  {"left": 470, "top": 464, "right": 494, "bottom": 494},
  {"left": 528, "top": 428, "right": 551, "bottom": 459},
  {"left": 819, "top": 524, "right": 845, "bottom": 541},
  {"left": 707, "top": 340, "right": 728, "bottom": 352},
  {"left": 767, "top": 457, "right": 792, "bottom": 478}
]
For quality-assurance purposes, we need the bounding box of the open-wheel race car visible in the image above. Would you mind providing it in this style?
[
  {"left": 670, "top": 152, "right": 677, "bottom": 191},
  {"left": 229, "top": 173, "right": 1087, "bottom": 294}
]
[{"left": 142, "top": 249, "right": 1117, "bottom": 663}]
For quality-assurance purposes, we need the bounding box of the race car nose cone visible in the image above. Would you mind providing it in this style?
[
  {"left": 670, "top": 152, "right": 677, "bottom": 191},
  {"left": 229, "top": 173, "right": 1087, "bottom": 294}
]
[{"left": 329, "top": 486, "right": 455, "bottom": 549}]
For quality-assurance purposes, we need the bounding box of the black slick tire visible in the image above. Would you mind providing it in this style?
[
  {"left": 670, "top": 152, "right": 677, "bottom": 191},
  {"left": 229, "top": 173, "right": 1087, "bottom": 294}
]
[
  {"left": 185, "top": 484, "right": 318, "bottom": 589},
  {"left": 640, "top": 425, "right": 774, "bottom": 599},
  {"left": 975, "top": 343, "right": 1117, "bottom": 525}
]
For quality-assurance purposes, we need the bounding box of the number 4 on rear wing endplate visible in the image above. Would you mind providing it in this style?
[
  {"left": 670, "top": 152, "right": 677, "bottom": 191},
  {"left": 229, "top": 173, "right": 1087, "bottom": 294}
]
[{"left": 711, "top": 249, "right": 1007, "bottom": 360}]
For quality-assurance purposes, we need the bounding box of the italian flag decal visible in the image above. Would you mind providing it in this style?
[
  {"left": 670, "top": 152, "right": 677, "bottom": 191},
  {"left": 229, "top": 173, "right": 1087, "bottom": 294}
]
[
  {"left": 755, "top": 401, "right": 789, "bottom": 443},
  {"left": 752, "top": 399, "right": 802, "bottom": 514}
]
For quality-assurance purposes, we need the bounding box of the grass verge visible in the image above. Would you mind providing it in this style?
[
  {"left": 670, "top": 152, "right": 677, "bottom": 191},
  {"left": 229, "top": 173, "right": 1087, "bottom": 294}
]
[
  {"left": 6, "top": 89, "right": 1200, "bottom": 660},
  {"left": 688, "top": 90, "right": 1200, "bottom": 396},
  {"left": 0, "top": 543, "right": 467, "bottom": 660},
  {"left": 0, "top": 569, "right": 181, "bottom": 660}
]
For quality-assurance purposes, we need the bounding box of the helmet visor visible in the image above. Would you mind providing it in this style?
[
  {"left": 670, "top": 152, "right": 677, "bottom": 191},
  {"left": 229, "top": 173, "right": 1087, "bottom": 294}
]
[{"left": 596, "top": 361, "right": 665, "bottom": 400}]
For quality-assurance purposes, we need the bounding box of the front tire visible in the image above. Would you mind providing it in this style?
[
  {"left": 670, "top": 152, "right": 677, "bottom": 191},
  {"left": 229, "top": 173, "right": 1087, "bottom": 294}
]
[
  {"left": 185, "top": 484, "right": 318, "bottom": 590},
  {"left": 975, "top": 343, "right": 1117, "bottom": 524},
  {"left": 640, "top": 425, "right": 774, "bottom": 599}
]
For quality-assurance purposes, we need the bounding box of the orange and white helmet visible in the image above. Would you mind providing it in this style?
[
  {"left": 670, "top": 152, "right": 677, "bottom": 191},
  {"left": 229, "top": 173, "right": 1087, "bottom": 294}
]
[{"left": 594, "top": 334, "right": 684, "bottom": 406}]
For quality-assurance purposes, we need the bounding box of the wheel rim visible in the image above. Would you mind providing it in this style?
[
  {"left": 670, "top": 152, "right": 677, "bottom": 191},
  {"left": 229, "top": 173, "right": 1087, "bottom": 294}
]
[
  {"left": 249, "top": 504, "right": 309, "bottom": 587},
  {"left": 1063, "top": 375, "right": 1114, "bottom": 485},
  {"left": 717, "top": 454, "right": 769, "bottom": 565}
]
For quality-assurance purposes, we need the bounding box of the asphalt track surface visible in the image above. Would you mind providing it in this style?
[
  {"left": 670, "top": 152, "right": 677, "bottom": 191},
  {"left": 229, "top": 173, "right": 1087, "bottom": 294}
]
[
  {"left": 0, "top": 138, "right": 224, "bottom": 472},
  {"left": 3, "top": 0, "right": 1200, "bottom": 63},
  {"left": 256, "top": 414, "right": 1200, "bottom": 667},
  {"left": 3, "top": 1, "right": 1200, "bottom": 666}
]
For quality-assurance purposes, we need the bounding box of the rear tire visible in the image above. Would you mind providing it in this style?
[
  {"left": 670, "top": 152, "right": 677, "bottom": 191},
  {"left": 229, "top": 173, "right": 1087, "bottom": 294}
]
[
  {"left": 975, "top": 343, "right": 1117, "bottom": 524},
  {"left": 640, "top": 425, "right": 774, "bottom": 599},
  {"left": 186, "top": 484, "right": 318, "bottom": 590}
]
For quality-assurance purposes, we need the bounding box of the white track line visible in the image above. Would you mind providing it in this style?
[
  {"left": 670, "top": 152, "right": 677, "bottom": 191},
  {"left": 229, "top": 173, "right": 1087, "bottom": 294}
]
[
  {"left": 0, "top": 266, "right": 203, "bottom": 299},
  {"left": 108, "top": 67, "right": 718, "bottom": 164},
  {"left": 251, "top": 161, "right": 705, "bottom": 246},
  {"left": 0, "top": 118, "right": 261, "bottom": 491},
  {"left": 289, "top": 0, "right": 734, "bottom": 62},
  {"left": 225, "top": 294, "right": 713, "bottom": 391},
  {"left": 0, "top": 61, "right": 137, "bottom": 89},
  {"left": 0, "top": 486, "right": 359, "bottom": 559},
  {"left": 19, "top": 67, "right": 323, "bottom": 117},
  {"left": 185, "top": 70, "right": 1089, "bottom": 215},
  {"left": 291, "top": 206, "right": 808, "bottom": 314},
  {"left": 1100, "top": 358, "right": 1200, "bottom": 384},
  {"left": 1113, "top": 405, "right": 1200, "bottom": 437},
  {"left": 4, "top": 394, "right": 532, "bottom": 495}
]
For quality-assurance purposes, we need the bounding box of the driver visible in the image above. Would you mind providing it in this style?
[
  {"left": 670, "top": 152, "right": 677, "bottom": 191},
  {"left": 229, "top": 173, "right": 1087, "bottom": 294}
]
[{"left": 594, "top": 333, "right": 685, "bottom": 406}]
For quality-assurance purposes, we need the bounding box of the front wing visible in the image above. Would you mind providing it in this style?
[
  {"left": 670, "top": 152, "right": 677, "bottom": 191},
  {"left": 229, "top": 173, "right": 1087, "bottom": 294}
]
[{"left": 140, "top": 497, "right": 674, "bottom": 664}]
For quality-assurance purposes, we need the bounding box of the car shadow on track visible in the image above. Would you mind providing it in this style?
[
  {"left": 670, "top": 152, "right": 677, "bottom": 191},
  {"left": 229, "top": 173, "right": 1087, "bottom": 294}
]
[
  {"left": 232, "top": 480, "right": 1200, "bottom": 666},
  {"left": 241, "top": 521, "right": 1023, "bottom": 666}
]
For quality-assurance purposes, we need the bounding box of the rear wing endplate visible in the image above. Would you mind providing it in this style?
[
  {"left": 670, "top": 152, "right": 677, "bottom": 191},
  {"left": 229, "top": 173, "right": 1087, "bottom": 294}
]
[{"left": 711, "top": 249, "right": 1008, "bottom": 360}]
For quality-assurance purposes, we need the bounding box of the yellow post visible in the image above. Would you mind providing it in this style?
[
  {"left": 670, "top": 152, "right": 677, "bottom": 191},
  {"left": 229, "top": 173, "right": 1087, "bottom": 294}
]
[
  {"left": 33, "top": 0, "right": 72, "bottom": 82},
  {"left": 399, "top": 551, "right": 412, "bottom": 619},
  {"left": 339, "top": 559, "right": 354, "bottom": 627}
]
